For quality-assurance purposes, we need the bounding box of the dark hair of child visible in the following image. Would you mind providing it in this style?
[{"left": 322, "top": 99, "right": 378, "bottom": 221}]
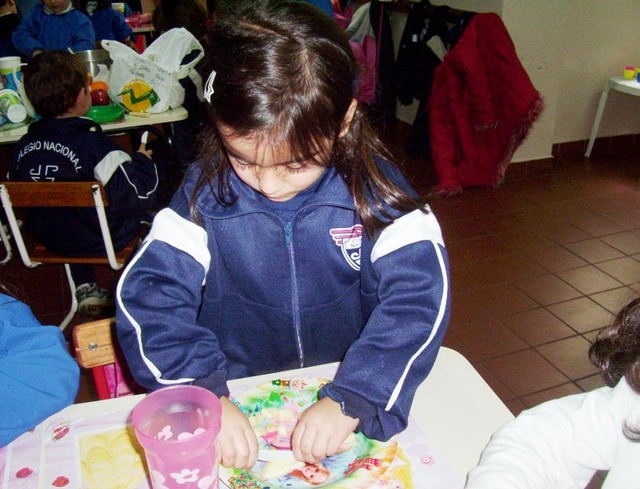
[
  {"left": 589, "top": 296, "right": 640, "bottom": 438},
  {"left": 23, "top": 51, "right": 87, "bottom": 119},
  {"left": 152, "top": 0, "right": 209, "bottom": 41},
  {"left": 195, "top": 0, "right": 425, "bottom": 236}
]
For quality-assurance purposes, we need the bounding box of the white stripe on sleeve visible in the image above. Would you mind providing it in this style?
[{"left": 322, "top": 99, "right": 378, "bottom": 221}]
[
  {"left": 385, "top": 240, "right": 449, "bottom": 411},
  {"left": 115, "top": 208, "right": 210, "bottom": 386},
  {"left": 371, "top": 207, "right": 445, "bottom": 263},
  {"left": 93, "top": 149, "right": 130, "bottom": 185},
  {"left": 144, "top": 208, "right": 211, "bottom": 278}
]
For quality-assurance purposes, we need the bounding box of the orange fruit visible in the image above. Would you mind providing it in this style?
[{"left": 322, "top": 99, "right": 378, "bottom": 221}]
[{"left": 90, "top": 80, "right": 109, "bottom": 92}]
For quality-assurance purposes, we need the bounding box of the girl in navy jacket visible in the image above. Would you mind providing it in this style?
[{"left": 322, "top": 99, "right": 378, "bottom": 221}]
[{"left": 116, "top": 0, "right": 450, "bottom": 471}]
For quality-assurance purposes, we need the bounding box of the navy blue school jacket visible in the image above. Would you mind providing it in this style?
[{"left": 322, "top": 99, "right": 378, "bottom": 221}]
[{"left": 116, "top": 159, "right": 450, "bottom": 441}]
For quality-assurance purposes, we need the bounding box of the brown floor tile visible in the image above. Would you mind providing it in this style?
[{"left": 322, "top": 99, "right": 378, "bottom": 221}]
[
  {"left": 590, "top": 286, "right": 639, "bottom": 314},
  {"left": 520, "top": 382, "right": 583, "bottom": 408},
  {"left": 465, "top": 283, "right": 539, "bottom": 316},
  {"left": 600, "top": 229, "right": 640, "bottom": 255},
  {"left": 447, "top": 291, "right": 497, "bottom": 329},
  {"left": 564, "top": 238, "right": 626, "bottom": 263},
  {"left": 514, "top": 274, "right": 582, "bottom": 306},
  {"left": 450, "top": 260, "right": 506, "bottom": 291},
  {"left": 440, "top": 219, "right": 491, "bottom": 244},
  {"left": 448, "top": 318, "right": 528, "bottom": 363},
  {"left": 483, "top": 349, "right": 569, "bottom": 397},
  {"left": 446, "top": 234, "right": 513, "bottom": 264},
  {"left": 533, "top": 222, "right": 593, "bottom": 244},
  {"left": 567, "top": 214, "right": 625, "bottom": 237},
  {"left": 525, "top": 245, "right": 588, "bottom": 272},
  {"left": 487, "top": 253, "right": 548, "bottom": 281},
  {"left": 596, "top": 209, "right": 640, "bottom": 231},
  {"left": 474, "top": 212, "right": 528, "bottom": 234},
  {"left": 576, "top": 374, "right": 607, "bottom": 392},
  {"left": 555, "top": 265, "right": 624, "bottom": 295},
  {"left": 546, "top": 297, "right": 616, "bottom": 334},
  {"left": 535, "top": 336, "right": 600, "bottom": 380},
  {"left": 503, "top": 398, "right": 528, "bottom": 416},
  {"left": 595, "top": 256, "right": 640, "bottom": 285},
  {"left": 500, "top": 308, "right": 575, "bottom": 346},
  {"left": 474, "top": 364, "right": 517, "bottom": 403},
  {"left": 492, "top": 229, "right": 556, "bottom": 252}
]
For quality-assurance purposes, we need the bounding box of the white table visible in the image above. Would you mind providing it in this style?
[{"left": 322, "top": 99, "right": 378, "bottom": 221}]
[
  {"left": 0, "top": 106, "right": 188, "bottom": 145},
  {"left": 585, "top": 76, "right": 640, "bottom": 157},
  {"left": 23, "top": 347, "right": 512, "bottom": 486}
]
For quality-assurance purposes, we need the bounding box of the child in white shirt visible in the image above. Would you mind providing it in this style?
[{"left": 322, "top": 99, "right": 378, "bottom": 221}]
[{"left": 466, "top": 298, "right": 640, "bottom": 489}]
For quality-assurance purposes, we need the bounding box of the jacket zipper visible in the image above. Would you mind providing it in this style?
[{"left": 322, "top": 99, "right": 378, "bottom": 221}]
[{"left": 284, "top": 222, "right": 304, "bottom": 367}]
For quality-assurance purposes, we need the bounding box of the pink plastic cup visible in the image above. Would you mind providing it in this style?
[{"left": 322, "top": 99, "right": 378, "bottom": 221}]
[{"left": 131, "top": 385, "right": 222, "bottom": 489}]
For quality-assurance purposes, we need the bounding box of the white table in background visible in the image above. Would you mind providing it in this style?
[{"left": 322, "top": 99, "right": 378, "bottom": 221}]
[
  {"left": 0, "top": 106, "right": 188, "bottom": 146},
  {"left": 29, "top": 347, "right": 512, "bottom": 485},
  {"left": 585, "top": 76, "right": 640, "bottom": 157}
]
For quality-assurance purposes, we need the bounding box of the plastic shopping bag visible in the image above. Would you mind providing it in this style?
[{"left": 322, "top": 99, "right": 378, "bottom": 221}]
[{"left": 102, "top": 28, "right": 204, "bottom": 113}]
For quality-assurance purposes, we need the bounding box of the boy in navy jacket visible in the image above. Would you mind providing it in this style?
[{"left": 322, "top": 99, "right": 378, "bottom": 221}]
[{"left": 9, "top": 50, "right": 158, "bottom": 316}]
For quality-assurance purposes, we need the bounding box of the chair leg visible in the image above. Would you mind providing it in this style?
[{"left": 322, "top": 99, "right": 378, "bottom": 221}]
[
  {"left": 0, "top": 223, "right": 11, "bottom": 265},
  {"left": 60, "top": 264, "right": 78, "bottom": 331},
  {"left": 92, "top": 366, "right": 112, "bottom": 400}
]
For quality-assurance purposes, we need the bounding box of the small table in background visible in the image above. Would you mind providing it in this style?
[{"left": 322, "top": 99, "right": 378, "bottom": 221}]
[
  {"left": 585, "top": 76, "right": 640, "bottom": 157},
  {"left": 132, "top": 24, "right": 156, "bottom": 52},
  {"left": 0, "top": 106, "right": 188, "bottom": 146}
]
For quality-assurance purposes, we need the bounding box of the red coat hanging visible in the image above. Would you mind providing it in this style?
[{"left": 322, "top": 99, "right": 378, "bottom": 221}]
[{"left": 428, "top": 13, "right": 544, "bottom": 196}]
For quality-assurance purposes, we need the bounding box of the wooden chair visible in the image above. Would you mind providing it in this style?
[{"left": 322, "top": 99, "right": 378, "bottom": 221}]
[
  {"left": 72, "top": 317, "right": 140, "bottom": 400},
  {"left": 0, "top": 181, "right": 144, "bottom": 330}
]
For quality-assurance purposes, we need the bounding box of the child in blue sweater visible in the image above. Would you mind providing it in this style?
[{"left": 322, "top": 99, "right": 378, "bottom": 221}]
[
  {"left": 81, "top": 0, "right": 135, "bottom": 49},
  {"left": 0, "top": 289, "right": 79, "bottom": 447},
  {"left": 12, "top": 0, "right": 95, "bottom": 58}
]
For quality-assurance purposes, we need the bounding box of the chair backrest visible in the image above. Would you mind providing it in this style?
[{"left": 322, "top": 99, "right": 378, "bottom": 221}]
[
  {"left": 73, "top": 317, "right": 139, "bottom": 400},
  {"left": 0, "top": 181, "right": 124, "bottom": 270}
]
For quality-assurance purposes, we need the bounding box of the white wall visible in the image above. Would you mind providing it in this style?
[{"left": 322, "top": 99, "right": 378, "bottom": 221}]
[
  {"left": 394, "top": 1, "right": 640, "bottom": 162},
  {"left": 501, "top": 0, "right": 640, "bottom": 161}
]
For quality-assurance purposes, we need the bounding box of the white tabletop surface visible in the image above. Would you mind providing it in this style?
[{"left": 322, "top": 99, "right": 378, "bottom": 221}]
[
  {"left": 46, "top": 347, "right": 513, "bottom": 482},
  {"left": 607, "top": 76, "right": 640, "bottom": 96},
  {"left": 0, "top": 106, "right": 188, "bottom": 145}
]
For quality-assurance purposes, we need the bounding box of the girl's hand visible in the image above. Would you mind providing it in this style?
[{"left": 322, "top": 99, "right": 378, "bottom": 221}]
[
  {"left": 291, "top": 397, "right": 359, "bottom": 464},
  {"left": 216, "top": 396, "right": 259, "bottom": 469}
]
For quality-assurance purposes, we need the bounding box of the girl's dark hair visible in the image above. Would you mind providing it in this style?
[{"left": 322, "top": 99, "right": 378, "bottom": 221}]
[
  {"left": 195, "top": 0, "right": 424, "bottom": 235},
  {"left": 589, "top": 297, "right": 640, "bottom": 439}
]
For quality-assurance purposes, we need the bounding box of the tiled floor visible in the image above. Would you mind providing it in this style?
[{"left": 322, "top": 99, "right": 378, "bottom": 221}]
[{"left": 3, "top": 121, "right": 639, "bottom": 421}]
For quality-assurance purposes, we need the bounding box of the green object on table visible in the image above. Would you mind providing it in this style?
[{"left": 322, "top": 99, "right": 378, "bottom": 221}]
[{"left": 86, "top": 105, "right": 124, "bottom": 124}]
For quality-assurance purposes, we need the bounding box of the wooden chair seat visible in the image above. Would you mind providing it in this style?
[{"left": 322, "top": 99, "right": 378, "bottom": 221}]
[{"left": 0, "top": 181, "right": 146, "bottom": 330}]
